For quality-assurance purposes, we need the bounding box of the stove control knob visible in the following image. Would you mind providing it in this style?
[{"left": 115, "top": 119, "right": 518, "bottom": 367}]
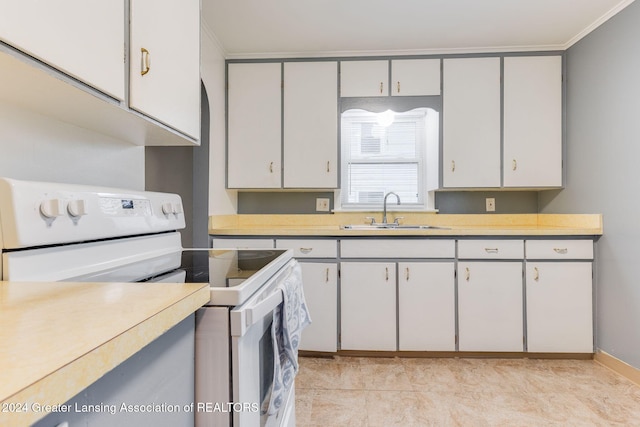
[
  {"left": 161, "top": 202, "right": 173, "bottom": 215},
  {"left": 40, "top": 199, "right": 64, "bottom": 219},
  {"left": 173, "top": 203, "right": 183, "bottom": 214},
  {"left": 67, "top": 199, "right": 88, "bottom": 217}
]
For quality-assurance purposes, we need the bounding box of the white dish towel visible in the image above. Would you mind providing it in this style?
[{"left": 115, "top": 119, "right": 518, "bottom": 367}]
[{"left": 266, "top": 261, "right": 311, "bottom": 416}]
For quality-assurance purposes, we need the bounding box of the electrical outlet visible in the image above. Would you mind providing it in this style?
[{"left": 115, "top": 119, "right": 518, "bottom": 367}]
[
  {"left": 316, "top": 198, "right": 330, "bottom": 212},
  {"left": 485, "top": 198, "right": 496, "bottom": 212}
]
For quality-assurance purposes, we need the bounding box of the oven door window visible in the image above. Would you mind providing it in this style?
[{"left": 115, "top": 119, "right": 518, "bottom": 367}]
[{"left": 259, "top": 317, "right": 275, "bottom": 422}]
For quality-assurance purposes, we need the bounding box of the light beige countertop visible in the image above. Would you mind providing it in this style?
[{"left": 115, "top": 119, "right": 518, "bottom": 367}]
[
  {"left": 0, "top": 281, "right": 210, "bottom": 426},
  {"left": 209, "top": 213, "right": 603, "bottom": 237}
]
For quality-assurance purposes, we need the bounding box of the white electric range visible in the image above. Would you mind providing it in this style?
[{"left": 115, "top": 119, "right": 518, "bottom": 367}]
[{"left": 0, "top": 178, "right": 301, "bottom": 427}]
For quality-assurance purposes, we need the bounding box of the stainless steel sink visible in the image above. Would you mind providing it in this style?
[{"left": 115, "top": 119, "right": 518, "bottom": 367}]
[{"left": 340, "top": 224, "right": 449, "bottom": 230}]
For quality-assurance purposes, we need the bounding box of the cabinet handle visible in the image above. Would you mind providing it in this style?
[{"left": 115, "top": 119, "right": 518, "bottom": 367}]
[
  {"left": 451, "top": 160, "right": 456, "bottom": 172},
  {"left": 465, "top": 267, "right": 470, "bottom": 282},
  {"left": 484, "top": 248, "right": 499, "bottom": 254},
  {"left": 405, "top": 267, "right": 410, "bottom": 281},
  {"left": 140, "top": 47, "right": 150, "bottom": 76},
  {"left": 269, "top": 162, "right": 274, "bottom": 173},
  {"left": 533, "top": 267, "right": 540, "bottom": 282},
  {"left": 512, "top": 159, "right": 517, "bottom": 171},
  {"left": 380, "top": 82, "right": 384, "bottom": 94},
  {"left": 299, "top": 247, "right": 313, "bottom": 254},
  {"left": 326, "top": 161, "right": 330, "bottom": 173},
  {"left": 385, "top": 267, "right": 389, "bottom": 281},
  {"left": 397, "top": 81, "right": 401, "bottom": 93},
  {"left": 325, "top": 267, "right": 330, "bottom": 283},
  {"left": 553, "top": 248, "right": 568, "bottom": 254}
]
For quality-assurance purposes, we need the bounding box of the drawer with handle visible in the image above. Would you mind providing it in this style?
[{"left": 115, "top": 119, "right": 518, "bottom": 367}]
[
  {"left": 340, "top": 239, "right": 455, "bottom": 258},
  {"left": 526, "top": 240, "right": 593, "bottom": 260},
  {"left": 275, "top": 239, "right": 337, "bottom": 258},
  {"left": 457, "top": 240, "right": 524, "bottom": 259}
]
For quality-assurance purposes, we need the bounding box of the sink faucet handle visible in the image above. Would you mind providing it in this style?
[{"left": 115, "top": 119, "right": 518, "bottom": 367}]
[
  {"left": 365, "top": 216, "right": 377, "bottom": 225},
  {"left": 393, "top": 216, "right": 405, "bottom": 225}
]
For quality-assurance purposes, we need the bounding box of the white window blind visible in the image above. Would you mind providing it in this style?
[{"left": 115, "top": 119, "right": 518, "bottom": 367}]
[{"left": 341, "top": 108, "right": 433, "bottom": 208}]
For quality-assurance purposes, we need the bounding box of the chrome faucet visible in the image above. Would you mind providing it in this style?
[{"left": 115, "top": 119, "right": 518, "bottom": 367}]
[{"left": 382, "top": 192, "right": 401, "bottom": 224}]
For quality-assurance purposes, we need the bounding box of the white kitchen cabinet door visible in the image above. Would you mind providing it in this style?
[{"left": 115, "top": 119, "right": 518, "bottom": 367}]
[
  {"left": 283, "top": 62, "right": 338, "bottom": 188},
  {"left": 298, "top": 262, "right": 338, "bottom": 352},
  {"left": 526, "top": 262, "right": 593, "bottom": 353},
  {"left": 504, "top": 56, "right": 562, "bottom": 188},
  {"left": 391, "top": 59, "right": 441, "bottom": 96},
  {"left": 227, "top": 63, "right": 282, "bottom": 188},
  {"left": 398, "top": 262, "right": 455, "bottom": 351},
  {"left": 340, "top": 60, "right": 389, "bottom": 97},
  {"left": 0, "top": 1, "right": 125, "bottom": 100},
  {"left": 340, "top": 262, "right": 396, "bottom": 351},
  {"left": 458, "top": 262, "right": 523, "bottom": 352},
  {"left": 443, "top": 58, "right": 501, "bottom": 188},
  {"left": 130, "top": 0, "right": 201, "bottom": 139}
]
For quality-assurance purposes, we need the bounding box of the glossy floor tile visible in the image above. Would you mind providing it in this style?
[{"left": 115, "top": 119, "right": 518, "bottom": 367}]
[{"left": 295, "top": 356, "right": 640, "bottom": 426}]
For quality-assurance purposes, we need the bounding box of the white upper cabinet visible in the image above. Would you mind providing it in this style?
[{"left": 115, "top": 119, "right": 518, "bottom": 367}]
[
  {"left": 227, "top": 63, "right": 282, "bottom": 189},
  {"left": 0, "top": 1, "right": 125, "bottom": 100},
  {"left": 443, "top": 57, "right": 502, "bottom": 188},
  {"left": 284, "top": 62, "right": 338, "bottom": 188},
  {"left": 340, "top": 60, "right": 389, "bottom": 97},
  {"left": 130, "top": 0, "right": 201, "bottom": 139},
  {"left": 341, "top": 59, "right": 440, "bottom": 97},
  {"left": 391, "top": 59, "right": 440, "bottom": 96},
  {"left": 503, "top": 56, "right": 563, "bottom": 188}
]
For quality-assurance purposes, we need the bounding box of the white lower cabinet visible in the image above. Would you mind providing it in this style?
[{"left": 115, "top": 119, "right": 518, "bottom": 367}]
[
  {"left": 526, "top": 262, "right": 593, "bottom": 353},
  {"left": 398, "top": 262, "right": 456, "bottom": 351},
  {"left": 298, "top": 262, "right": 338, "bottom": 352},
  {"left": 211, "top": 235, "right": 595, "bottom": 355},
  {"left": 458, "top": 261, "right": 524, "bottom": 352},
  {"left": 340, "top": 262, "right": 396, "bottom": 351}
]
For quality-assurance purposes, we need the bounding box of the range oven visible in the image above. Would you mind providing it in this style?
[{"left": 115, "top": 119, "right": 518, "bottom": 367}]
[
  {"left": 193, "top": 249, "right": 300, "bottom": 427},
  {"left": 0, "top": 178, "right": 305, "bottom": 427}
]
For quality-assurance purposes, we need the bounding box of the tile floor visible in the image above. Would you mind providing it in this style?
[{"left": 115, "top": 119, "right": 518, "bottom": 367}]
[{"left": 295, "top": 356, "right": 640, "bottom": 426}]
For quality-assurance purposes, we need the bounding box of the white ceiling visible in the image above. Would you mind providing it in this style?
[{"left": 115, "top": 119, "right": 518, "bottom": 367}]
[{"left": 202, "top": 0, "right": 635, "bottom": 59}]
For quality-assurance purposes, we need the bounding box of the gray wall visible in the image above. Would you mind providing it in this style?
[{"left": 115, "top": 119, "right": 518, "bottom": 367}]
[
  {"left": 539, "top": 1, "right": 640, "bottom": 368},
  {"left": 237, "top": 190, "right": 539, "bottom": 214},
  {"left": 146, "top": 83, "right": 211, "bottom": 248},
  {"left": 435, "top": 191, "right": 538, "bottom": 214}
]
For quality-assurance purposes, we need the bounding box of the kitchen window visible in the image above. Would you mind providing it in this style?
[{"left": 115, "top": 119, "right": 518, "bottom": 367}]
[{"left": 340, "top": 106, "right": 439, "bottom": 210}]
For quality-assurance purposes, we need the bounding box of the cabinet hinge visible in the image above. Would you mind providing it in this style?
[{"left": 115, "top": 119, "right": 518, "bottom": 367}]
[{"left": 338, "top": 268, "right": 341, "bottom": 279}]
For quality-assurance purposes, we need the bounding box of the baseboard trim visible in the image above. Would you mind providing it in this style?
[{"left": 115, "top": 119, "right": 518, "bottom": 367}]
[
  {"left": 300, "top": 350, "right": 593, "bottom": 360},
  {"left": 594, "top": 350, "right": 640, "bottom": 386}
]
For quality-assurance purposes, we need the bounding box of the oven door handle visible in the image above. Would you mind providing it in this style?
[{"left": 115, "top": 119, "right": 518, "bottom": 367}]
[
  {"left": 247, "top": 290, "right": 282, "bottom": 329},
  {"left": 231, "top": 289, "right": 283, "bottom": 337},
  {"left": 230, "top": 261, "right": 296, "bottom": 337}
]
